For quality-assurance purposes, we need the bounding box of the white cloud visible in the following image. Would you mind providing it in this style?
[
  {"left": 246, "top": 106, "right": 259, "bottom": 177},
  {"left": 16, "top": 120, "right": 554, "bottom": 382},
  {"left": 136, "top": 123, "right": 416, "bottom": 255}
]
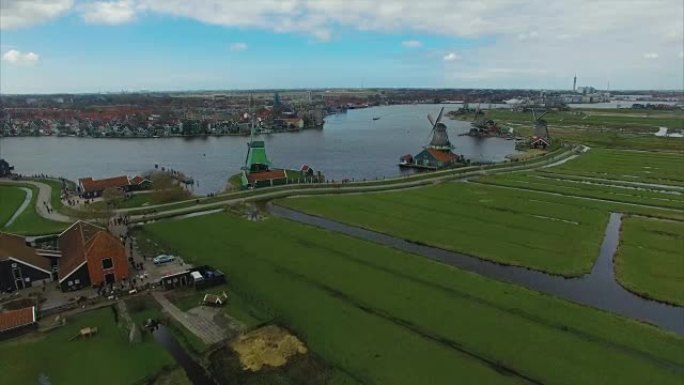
[
  {"left": 80, "top": 0, "right": 136, "bottom": 25},
  {"left": 643, "top": 52, "right": 659, "bottom": 59},
  {"left": 0, "top": 0, "right": 73, "bottom": 29},
  {"left": 229, "top": 42, "right": 248, "bottom": 52},
  {"left": 2, "top": 49, "right": 40, "bottom": 65},
  {"left": 443, "top": 52, "right": 460, "bottom": 61},
  {"left": 401, "top": 40, "right": 422, "bottom": 48},
  {"left": 517, "top": 31, "right": 538, "bottom": 41}
]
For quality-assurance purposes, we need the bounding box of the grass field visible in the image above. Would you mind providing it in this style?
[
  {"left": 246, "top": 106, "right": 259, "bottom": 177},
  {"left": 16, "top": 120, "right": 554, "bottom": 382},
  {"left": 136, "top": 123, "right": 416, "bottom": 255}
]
[
  {"left": 452, "top": 109, "right": 684, "bottom": 151},
  {"left": 539, "top": 149, "right": 684, "bottom": 186},
  {"left": 0, "top": 185, "right": 26, "bottom": 226},
  {"left": 476, "top": 173, "right": 684, "bottom": 210},
  {"left": 281, "top": 182, "right": 613, "bottom": 275},
  {"left": 454, "top": 109, "right": 684, "bottom": 131},
  {"left": 0, "top": 183, "right": 68, "bottom": 235},
  {"left": 0, "top": 307, "right": 173, "bottom": 385},
  {"left": 142, "top": 213, "right": 684, "bottom": 385},
  {"left": 615, "top": 217, "right": 684, "bottom": 306}
]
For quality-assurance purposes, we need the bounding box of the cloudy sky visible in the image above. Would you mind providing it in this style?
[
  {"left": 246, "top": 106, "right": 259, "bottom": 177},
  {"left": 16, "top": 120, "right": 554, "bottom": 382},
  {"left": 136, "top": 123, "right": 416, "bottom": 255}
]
[{"left": 1, "top": 0, "right": 682, "bottom": 93}]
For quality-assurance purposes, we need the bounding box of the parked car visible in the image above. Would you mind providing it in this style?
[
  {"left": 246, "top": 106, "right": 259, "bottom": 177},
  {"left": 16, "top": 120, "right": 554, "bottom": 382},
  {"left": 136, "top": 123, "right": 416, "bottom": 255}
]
[{"left": 153, "top": 254, "right": 175, "bottom": 265}]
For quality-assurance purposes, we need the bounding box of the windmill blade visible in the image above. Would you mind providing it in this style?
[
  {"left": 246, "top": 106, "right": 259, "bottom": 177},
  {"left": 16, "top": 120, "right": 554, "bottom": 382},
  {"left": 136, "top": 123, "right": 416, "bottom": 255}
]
[
  {"left": 537, "top": 110, "right": 548, "bottom": 120},
  {"left": 545, "top": 125, "right": 550, "bottom": 138},
  {"left": 427, "top": 114, "right": 436, "bottom": 127},
  {"left": 435, "top": 107, "right": 445, "bottom": 124},
  {"left": 532, "top": 110, "right": 537, "bottom": 121}
]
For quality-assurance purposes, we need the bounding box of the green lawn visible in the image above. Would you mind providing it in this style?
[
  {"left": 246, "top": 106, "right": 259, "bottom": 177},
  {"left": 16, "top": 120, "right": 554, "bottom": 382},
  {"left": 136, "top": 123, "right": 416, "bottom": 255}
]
[
  {"left": 476, "top": 173, "right": 684, "bottom": 210},
  {"left": 281, "top": 182, "right": 612, "bottom": 275},
  {"left": 142, "top": 213, "right": 684, "bottom": 385},
  {"left": 0, "top": 183, "right": 68, "bottom": 235},
  {"left": 0, "top": 307, "right": 173, "bottom": 385},
  {"left": 615, "top": 217, "right": 684, "bottom": 306},
  {"left": 541, "top": 149, "right": 684, "bottom": 186},
  {"left": 0, "top": 185, "right": 26, "bottom": 227}
]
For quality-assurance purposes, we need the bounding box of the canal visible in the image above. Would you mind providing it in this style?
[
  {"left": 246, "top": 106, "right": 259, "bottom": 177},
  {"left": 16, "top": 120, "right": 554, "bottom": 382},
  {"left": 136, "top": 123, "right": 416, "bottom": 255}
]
[{"left": 270, "top": 206, "right": 684, "bottom": 336}]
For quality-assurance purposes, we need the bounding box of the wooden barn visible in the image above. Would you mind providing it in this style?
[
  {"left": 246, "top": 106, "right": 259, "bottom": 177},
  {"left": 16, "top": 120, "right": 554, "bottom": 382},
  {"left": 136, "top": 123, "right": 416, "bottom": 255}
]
[
  {"left": 57, "top": 221, "right": 129, "bottom": 291},
  {"left": 0, "top": 233, "right": 54, "bottom": 292}
]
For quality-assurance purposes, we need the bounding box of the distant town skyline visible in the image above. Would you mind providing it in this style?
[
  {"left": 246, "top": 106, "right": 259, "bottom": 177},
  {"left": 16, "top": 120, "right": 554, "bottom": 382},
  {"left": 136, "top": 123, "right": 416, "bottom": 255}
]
[{"left": 1, "top": 0, "right": 683, "bottom": 94}]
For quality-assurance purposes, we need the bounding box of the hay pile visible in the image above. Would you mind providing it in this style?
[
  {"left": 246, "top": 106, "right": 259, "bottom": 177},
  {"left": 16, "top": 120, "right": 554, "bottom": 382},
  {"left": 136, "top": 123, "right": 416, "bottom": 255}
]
[{"left": 230, "top": 325, "right": 307, "bottom": 371}]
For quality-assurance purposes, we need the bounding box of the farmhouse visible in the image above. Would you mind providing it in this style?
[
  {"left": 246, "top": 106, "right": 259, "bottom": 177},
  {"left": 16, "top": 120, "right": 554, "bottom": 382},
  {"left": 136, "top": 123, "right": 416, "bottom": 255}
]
[
  {"left": 412, "top": 148, "right": 461, "bottom": 169},
  {"left": 0, "top": 233, "right": 54, "bottom": 292},
  {"left": 57, "top": 221, "right": 129, "bottom": 291},
  {"left": 77, "top": 175, "right": 151, "bottom": 198}
]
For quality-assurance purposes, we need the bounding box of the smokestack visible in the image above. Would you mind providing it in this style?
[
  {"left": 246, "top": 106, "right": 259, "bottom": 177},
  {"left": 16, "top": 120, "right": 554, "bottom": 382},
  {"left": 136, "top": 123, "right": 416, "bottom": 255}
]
[{"left": 573, "top": 74, "right": 577, "bottom": 92}]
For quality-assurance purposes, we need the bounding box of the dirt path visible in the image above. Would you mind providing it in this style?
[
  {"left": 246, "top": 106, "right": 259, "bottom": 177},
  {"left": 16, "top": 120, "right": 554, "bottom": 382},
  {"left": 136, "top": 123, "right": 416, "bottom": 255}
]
[
  {"left": 3, "top": 187, "right": 32, "bottom": 228},
  {"left": 152, "top": 291, "right": 226, "bottom": 345}
]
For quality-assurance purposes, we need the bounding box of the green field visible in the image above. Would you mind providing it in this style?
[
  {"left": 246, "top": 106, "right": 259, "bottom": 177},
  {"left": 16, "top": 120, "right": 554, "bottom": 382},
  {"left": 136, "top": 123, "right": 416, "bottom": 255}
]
[
  {"left": 0, "top": 307, "right": 173, "bottom": 385},
  {"left": 615, "top": 217, "right": 684, "bottom": 306},
  {"left": 454, "top": 108, "right": 684, "bottom": 131},
  {"left": 0, "top": 185, "right": 26, "bottom": 226},
  {"left": 452, "top": 109, "right": 684, "bottom": 151},
  {"left": 281, "top": 182, "right": 614, "bottom": 275},
  {"left": 476, "top": 173, "right": 684, "bottom": 210},
  {"left": 142, "top": 213, "right": 684, "bottom": 385},
  {"left": 539, "top": 149, "right": 684, "bottom": 186},
  {"left": 0, "top": 183, "right": 69, "bottom": 235}
]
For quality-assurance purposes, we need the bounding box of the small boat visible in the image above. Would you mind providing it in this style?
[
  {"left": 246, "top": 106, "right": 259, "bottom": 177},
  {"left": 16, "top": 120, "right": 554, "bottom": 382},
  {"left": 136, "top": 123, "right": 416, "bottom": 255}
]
[{"left": 372, "top": 117, "right": 381, "bottom": 121}]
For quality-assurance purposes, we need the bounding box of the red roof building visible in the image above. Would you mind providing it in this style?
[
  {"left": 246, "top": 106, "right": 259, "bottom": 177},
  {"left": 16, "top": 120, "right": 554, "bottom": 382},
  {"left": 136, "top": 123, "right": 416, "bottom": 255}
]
[
  {"left": 78, "top": 176, "right": 131, "bottom": 198},
  {"left": 246, "top": 169, "right": 287, "bottom": 187},
  {"left": 58, "top": 221, "right": 129, "bottom": 291}
]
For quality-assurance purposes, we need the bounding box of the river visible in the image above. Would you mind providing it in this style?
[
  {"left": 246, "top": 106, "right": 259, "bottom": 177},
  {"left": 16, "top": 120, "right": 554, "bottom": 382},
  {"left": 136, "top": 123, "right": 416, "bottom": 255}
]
[{"left": 0, "top": 104, "right": 516, "bottom": 195}]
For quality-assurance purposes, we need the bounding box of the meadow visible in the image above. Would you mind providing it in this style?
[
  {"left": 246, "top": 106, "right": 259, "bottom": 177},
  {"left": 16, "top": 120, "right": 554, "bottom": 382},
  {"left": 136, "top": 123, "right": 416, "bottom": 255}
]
[
  {"left": 539, "top": 149, "right": 684, "bottom": 186},
  {"left": 142, "top": 212, "right": 684, "bottom": 385},
  {"left": 615, "top": 217, "right": 684, "bottom": 306},
  {"left": 0, "top": 307, "right": 173, "bottom": 385},
  {"left": 0, "top": 183, "right": 69, "bottom": 235},
  {"left": 281, "top": 182, "right": 614, "bottom": 275},
  {"left": 475, "top": 173, "right": 684, "bottom": 210},
  {"left": 0, "top": 185, "right": 26, "bottom": 226}
]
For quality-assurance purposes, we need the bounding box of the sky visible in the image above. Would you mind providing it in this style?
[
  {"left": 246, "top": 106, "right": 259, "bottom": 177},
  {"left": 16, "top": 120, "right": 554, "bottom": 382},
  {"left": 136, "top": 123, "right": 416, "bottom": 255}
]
[{"left": 1, "top": 0, "right": 683, "bottom": 94}]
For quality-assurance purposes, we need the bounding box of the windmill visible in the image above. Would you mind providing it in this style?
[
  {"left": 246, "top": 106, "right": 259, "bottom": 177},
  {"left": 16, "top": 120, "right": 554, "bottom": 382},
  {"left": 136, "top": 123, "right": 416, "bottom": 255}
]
[
  {"left": 532, "top": 109, "right": 550, "bottom": 138},
  {"left": 426, "top": 107, "right": 453, "bottom": 150},
  {"left": 471, "top": 105, "right": 487, "bottom": 130}
]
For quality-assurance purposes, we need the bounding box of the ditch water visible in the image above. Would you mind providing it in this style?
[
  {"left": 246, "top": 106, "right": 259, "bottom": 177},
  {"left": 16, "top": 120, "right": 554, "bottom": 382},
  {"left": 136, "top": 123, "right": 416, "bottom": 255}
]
[
  {"left": 152, "top": 325, "right": 217, "bottom": 385},
  {"left": 270, "top": 206, "right": 684, "bottom": 335}
]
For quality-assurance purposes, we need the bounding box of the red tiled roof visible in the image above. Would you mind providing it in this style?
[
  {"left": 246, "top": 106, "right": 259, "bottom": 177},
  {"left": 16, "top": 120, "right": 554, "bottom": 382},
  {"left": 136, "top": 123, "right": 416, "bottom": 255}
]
[
  {"left": 427, "top": 148, "right": 458, "bottom": 163},
  {"left": 247, "top": 169, "right": 287, "bottom": 184},
  {"left": 129, "top": 176, "right": 144, "bottom": 185},
  {"left": 0, "top": 307, "right": 35, "bottom": 333},
  {"left": 78, "top": 176, "right": 130, "bottom": 193},
  {"left": 58, "top": 221, "right": 105, "bottom": 282},
  {"left": 0, "top": 233, "right": 51, "bottom": 272}
]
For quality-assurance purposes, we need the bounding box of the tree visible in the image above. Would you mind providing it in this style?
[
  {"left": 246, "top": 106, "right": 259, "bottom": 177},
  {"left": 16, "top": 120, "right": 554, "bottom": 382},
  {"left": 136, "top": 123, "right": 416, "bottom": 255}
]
[
  {"left": 102, "top": 187, "right": 124, "bottom": 209},
  {"left": 150, "top": 173, "right": 189, "bottom": 204}
]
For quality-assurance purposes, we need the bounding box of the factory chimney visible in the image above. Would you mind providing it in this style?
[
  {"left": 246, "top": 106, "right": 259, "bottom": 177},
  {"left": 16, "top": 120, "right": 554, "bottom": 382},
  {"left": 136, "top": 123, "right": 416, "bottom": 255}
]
[{"left": 573, "top": 74, "right": 577, "bottom": 92}]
